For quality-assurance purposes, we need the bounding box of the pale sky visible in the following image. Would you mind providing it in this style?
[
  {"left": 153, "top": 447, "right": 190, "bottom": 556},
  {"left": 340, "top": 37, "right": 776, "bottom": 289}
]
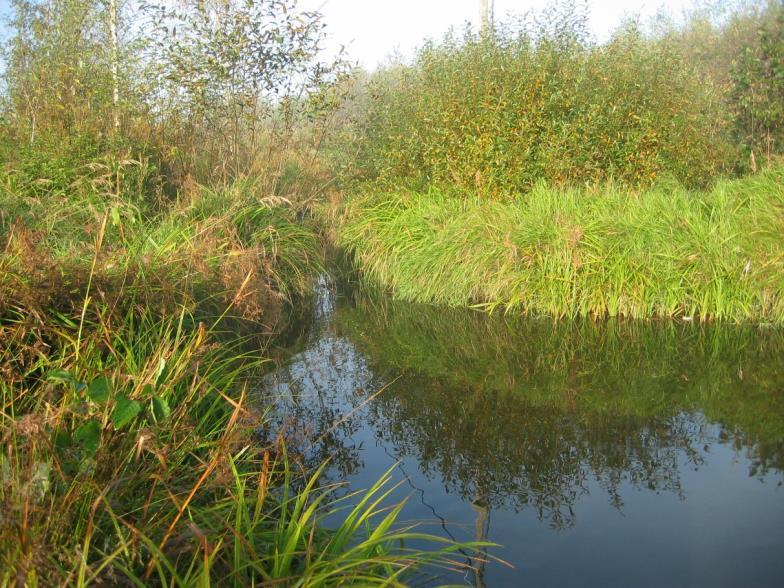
[
  {"left": 0, "top": 0, "right": 712, "bottom": 73},
  {"left": 303, "top": 0, "right": 701, "bottom": 68}
]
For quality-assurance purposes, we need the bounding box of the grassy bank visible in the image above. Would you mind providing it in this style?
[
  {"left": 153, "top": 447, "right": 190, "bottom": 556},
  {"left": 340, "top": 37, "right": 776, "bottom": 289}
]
[
  {"left": 1, "top": 309, "right": 474, "bottom": 585},
  {"left": 338, "top": 166, "right": 784, "bottom": 322},
  {"left": 0, "top": 176, "right": 477, "bottom": 585},
  {"left": 332, "top": 4, "right": 784, "bottom": 324},
  {"left": 0, "top": 174, "right": 323, "bottom": 330}
]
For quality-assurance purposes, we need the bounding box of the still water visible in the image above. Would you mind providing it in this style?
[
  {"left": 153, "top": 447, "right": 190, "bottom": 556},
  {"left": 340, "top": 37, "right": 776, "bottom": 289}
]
[{"left": 261, "top": 282, "right": 784, "bottom": 587}]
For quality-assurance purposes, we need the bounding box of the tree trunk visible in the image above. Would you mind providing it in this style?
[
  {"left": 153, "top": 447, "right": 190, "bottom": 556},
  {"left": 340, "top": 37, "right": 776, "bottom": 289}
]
[
  {"left": 108, "top": 0, "right": 119, "bottom": 132},
  {"left": 470, "top": 491, "right": 489, "bottom": 588},
  {"left": 480, "top": 0, "right": 491, "bottom": 34}
]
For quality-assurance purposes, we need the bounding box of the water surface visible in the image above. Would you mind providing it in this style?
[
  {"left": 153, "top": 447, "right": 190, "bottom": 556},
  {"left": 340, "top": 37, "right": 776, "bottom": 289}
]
[{"left": 261, "top": 284, "right": 784, "bottom": 587}]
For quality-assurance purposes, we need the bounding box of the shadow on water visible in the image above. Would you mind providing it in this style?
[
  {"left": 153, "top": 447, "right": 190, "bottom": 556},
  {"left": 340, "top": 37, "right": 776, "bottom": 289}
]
[{"left": 260, "top": 280, "right": 784, "bottom": 587}]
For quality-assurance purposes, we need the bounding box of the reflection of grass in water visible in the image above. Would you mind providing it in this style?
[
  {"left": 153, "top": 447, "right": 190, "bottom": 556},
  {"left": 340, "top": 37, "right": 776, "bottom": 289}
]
[
  {"left": 334, "top": 295, "right": 784, "bottom": 508},
  {"left": 338, "top": 295, "right": 784, "bottom": 429}
]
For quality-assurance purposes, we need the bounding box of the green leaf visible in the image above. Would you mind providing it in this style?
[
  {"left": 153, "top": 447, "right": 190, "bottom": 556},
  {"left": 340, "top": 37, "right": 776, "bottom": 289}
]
[
  {"left": 152, "top": 395, "right": 171, "bottom": 423},
  {"left": 112, "top": 396, "right": 142, "bottom": 430},
  {"left": 46, "top": 369, "right": 73, "bottom": 384},
  {"left": 154, "top": 358, "right": 167, "bottom": 385},
  {"left": 75, "top": 420, "right": 101, "bottom": 455},
  {"left": 53, "top": 430, "right": 72, "bottom": 451},
  {"left": 87, "top": 376, "right": 111, "bottom": 404}
]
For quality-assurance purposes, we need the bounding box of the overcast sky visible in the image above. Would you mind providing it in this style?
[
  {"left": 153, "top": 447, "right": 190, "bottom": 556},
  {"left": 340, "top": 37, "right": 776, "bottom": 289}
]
[{"left": 302, "top": 0, "right": 700, "bottom": 68}]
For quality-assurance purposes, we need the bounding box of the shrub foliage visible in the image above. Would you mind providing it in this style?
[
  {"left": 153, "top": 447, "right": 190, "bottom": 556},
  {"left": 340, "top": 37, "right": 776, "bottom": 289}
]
[{"left": 351, "top": 19, "right": 735, "bottom": 195}]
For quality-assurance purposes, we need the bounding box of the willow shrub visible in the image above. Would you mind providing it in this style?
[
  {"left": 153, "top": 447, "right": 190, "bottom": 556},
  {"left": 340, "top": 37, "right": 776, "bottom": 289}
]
[{"left": 353, "top": 23, "right": 735, "bottom": 196}]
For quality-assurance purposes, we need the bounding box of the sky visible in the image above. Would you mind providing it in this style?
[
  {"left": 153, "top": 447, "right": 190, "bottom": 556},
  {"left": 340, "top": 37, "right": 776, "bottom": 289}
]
[
  {"left": 302, "top": 0, "right": 699, "bottom": 69},
  {"left": 0, "top": 0, "right": 701, "bottom": 73}
]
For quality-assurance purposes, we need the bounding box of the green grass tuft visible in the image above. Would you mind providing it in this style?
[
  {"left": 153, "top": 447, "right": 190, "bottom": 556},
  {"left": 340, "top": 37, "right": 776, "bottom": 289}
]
[{"left": 338, "top": 166, "right": 784, "bottom": 323}]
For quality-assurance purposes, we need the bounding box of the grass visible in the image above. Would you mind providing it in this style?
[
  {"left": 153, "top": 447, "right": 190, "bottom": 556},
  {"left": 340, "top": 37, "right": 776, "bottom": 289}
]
[
  {"left": 0, "top": 175, "right": 324, "bottom": 333},
  {"left": 337, "top": 165, "right": 784, "bottom": 323},
  {"left": 0, "top": 307, "right": 480, "bottom": 585},
  {"left": 0, "top": 172, "right": 484, "bottom": 585}
]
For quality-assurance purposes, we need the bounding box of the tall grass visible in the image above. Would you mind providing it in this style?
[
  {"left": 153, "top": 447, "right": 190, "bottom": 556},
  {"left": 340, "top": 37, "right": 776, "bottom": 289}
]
[
  {"left": 0, "top": 307, "right": 479, "bottom": 585},
  {"left": 0, "top": 174, "right": 324, "bottom": 333},
  {"left": 338, "top": 166, "right": 784, "bottom": 323}
]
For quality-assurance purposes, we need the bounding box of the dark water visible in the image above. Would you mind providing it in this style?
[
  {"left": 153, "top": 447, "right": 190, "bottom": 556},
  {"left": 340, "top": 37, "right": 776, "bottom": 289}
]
[{"left": 261, "top": 282, "right": 784, "bottom": 587}]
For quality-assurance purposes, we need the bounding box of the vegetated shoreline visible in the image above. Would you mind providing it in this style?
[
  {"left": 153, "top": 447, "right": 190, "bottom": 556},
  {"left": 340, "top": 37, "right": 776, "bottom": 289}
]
[
  {"left": 2, "top": 0, "right": 782, "bottom": 582},
  {"left": 337, "top": 165, "right": 784, "bottom": 324},
  {"left": 0, "top": 179, "right": 477, "bottom": 585}
]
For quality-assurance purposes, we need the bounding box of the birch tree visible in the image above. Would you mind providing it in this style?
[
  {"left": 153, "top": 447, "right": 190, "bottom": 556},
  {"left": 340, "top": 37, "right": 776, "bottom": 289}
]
[
  {"left": 108, "top": 0, "right": 119, "bottom": 132},
  {"left": 155, "top": 0, "right": 345, "bottom": 181}
]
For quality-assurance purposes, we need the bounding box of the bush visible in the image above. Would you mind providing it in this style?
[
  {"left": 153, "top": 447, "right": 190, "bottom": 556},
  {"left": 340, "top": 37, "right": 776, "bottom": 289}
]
[
  {"left": 349, "top": 18, "right": 736, "bottom": 195},
  {"left": 654, "top": 0, "right": 784, "bottom": 171},
  {"left": 730, "top": 2, "right": 784, "bottom": 164}
]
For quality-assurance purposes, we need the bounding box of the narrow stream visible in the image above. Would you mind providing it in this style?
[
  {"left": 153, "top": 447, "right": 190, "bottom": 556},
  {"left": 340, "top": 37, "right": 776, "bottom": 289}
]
[{"left": 260, "top": 280, "right": 784, "bottom": 587}]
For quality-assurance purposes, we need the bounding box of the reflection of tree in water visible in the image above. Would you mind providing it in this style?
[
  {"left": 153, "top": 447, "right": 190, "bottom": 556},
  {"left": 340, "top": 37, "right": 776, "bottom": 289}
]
[
  {"left": 260, "top": 330, "right": 381, "bottom": 479},
  {"left": 338, "top": 296, "right": 784, "bottom": 473},
  {"left": 335, "top": 295, "right": 784, "bottom": 527},
  {"left": 260, "top": 287, "right": 784, "bottom": 536},
  {"left": 367, "top": 377, "right": 709, "bottom": 529}
]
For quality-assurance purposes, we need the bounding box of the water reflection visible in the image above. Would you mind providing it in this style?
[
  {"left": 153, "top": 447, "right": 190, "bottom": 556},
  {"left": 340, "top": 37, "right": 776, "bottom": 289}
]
[
  {"left": 340, "top": 297, "right": 784, "bottom": 480},
  {"left": 261, "top": 287, "right": 784, "bottom": 586}
]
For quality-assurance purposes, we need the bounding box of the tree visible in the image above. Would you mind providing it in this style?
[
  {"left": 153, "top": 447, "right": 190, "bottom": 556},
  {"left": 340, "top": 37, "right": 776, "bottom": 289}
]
[
  {"left": 108, "top": 0, "right": 119, "bottom": 132},
  {"left": 154, "top": 0, "right": 342, "bottom": 182},
  {"left": 1, "top": 0, "right": 151, "bottom": 147},
  {"left": 3, "top": 0, "right": 113, "bottom": 144},
  {"left": 730, "top": 1, "right": 784, "bottom": 164},
  {"left": 480, "top": 0, "right": 490, "bottom": 33}
]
